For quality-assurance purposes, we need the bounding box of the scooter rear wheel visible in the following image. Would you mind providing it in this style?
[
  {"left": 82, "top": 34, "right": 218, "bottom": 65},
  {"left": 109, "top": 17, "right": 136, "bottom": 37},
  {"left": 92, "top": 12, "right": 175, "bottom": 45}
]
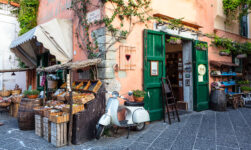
[
  {"left": 135, "top": 123, "right": 145, "bottom": 131},
  {"left": 96, "top": 124, "right": 105, "bottom": 140}
]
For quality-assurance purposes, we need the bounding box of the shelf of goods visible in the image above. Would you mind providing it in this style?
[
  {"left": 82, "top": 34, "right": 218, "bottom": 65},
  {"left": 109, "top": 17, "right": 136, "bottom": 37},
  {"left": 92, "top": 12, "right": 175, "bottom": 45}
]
[
  {"left": 210, "top": 60, "right": 244, "bottom": 109},
  {"left": 33, "top": 79, "right": 105, "bottom": 147}
]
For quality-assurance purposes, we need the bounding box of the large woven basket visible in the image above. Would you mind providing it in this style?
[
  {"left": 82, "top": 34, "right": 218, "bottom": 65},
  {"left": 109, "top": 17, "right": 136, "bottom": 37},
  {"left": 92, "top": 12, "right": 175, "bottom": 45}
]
[
  {"left": 48, "top": 80, "right": 58, "bottom": 89},
  {"left": 12, "top": 90, "right": 21, "bottom": 95},
  {"left": 2, "top": 91, "right": 11, "bottom": 97},
  {"left": 0, "top": 102, "right": 11, "bottom": 107}
]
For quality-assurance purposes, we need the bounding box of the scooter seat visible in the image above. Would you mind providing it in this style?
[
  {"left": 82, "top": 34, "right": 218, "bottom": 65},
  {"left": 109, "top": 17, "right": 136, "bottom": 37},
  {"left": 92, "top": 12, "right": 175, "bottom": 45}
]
[{"left": 124, "top": 101, "right": 144, "bottom": 107}]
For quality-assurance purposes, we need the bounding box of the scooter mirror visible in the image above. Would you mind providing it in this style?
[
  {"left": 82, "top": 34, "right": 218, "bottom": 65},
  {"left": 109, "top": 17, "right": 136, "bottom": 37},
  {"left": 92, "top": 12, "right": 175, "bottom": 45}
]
[{"left": 128, "top": 91, "right": 133, "bottom": 96}]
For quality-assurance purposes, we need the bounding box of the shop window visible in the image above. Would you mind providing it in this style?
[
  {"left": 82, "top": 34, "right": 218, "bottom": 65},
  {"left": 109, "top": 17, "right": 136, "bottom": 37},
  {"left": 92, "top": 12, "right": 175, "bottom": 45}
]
[
  {"left": 119, "top": 45, "right": 136, "bottom": 70},
  {"left": 240, "top": 15, "right": 248, "bottom": 37}
]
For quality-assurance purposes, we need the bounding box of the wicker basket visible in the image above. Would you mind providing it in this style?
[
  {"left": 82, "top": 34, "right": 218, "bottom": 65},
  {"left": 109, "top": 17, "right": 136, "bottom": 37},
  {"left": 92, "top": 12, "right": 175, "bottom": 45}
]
[
  {"left": 0, "top": 102, "right": 11, "bottom": 107},
  {"left": 11, "top": 96, "right": 22, "bottom": 104},
  {"left": 12, "top": 90, "right": 21, "bottom": 95},
  {"left": 2, "top": 91, "right": 11, "bottom": 97},
  {"left": 48, "top": 80, "right": 58, "bottom": 89}
]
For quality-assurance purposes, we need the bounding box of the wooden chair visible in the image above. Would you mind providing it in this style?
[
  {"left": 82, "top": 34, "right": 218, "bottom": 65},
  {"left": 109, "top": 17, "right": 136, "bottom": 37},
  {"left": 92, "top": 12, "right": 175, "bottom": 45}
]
[{"left": 161, "top": 77, "right": 180, "bottom": 124}]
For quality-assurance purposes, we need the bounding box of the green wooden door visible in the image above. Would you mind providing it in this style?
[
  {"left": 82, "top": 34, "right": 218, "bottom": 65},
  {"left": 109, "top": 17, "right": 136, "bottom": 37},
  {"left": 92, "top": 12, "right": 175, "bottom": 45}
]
[
  {"left": 144, "top": 30, "right": 165, "bottom": 121},
  {"left": 193, "top": 41, "right": 209, "bottom": 111}
]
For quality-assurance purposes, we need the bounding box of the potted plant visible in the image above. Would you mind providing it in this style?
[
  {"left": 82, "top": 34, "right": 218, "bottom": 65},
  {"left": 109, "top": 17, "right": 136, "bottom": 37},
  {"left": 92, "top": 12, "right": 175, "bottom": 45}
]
[
  {"left": 24, "top": 90, "right": 40, "bottom": 99},
  {"left": 133, "top": 90, "right": 146, "bottom": 102},
  {"left": 241, "top": 86, "right": 251, "bottom": 94},
  {"left": 195, "top": 43, "right": 208, "bottom": 50},
  {"left": 167, "top": 37, "right": 182, "bottom": 45},
  {"left": 219, "top": 49, "right": 231, "bottom": 56}
]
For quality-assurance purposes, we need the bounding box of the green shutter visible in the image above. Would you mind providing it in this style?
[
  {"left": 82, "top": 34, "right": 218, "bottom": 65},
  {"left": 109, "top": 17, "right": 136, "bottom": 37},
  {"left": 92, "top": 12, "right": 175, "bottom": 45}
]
[{"left": 144, "top": 29, "right": 166, "bottom": 121}]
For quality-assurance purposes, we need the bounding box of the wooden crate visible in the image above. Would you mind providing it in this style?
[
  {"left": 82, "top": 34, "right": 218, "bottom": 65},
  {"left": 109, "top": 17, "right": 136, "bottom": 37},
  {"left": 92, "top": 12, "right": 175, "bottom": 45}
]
[
  {"left": 49, "top": 113, "right": 69, "bottom": 124},
  {"left": 88, "top": 80, "right": 102, "bottom": 93},
  {"left": 43, "top": 117, "right": 51, "bottom": 142},
  {"left": 62, "top": 105, "right": 84, "bottom": 114},
  {"left": 35, "top": 115, "right": 43, "bottom": 137},
  {"left": 51, "top": 122, "right": 67, "bottom": 147}
]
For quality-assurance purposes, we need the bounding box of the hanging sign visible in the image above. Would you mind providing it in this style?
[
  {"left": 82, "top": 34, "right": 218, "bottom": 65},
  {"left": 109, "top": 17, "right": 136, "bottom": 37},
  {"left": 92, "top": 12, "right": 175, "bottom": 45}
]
[
  {"left": 198, "top": 64, "right": 206, "bottom": 75},
  {"left": 150, "top": 61, "right": 159, "bottom": 76},
  {"left": 198, "top": 64, "right": 206, "bottom": 82}
]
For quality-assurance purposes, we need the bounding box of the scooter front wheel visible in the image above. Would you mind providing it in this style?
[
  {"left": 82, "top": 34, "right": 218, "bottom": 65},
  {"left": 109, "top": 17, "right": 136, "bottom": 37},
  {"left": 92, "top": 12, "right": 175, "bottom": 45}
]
[
  {"left": 135, "top": 123, "right": 145, "bottom": 131},
  {"left": 96, "top": 124, "right": 105, "bottom": 140}
]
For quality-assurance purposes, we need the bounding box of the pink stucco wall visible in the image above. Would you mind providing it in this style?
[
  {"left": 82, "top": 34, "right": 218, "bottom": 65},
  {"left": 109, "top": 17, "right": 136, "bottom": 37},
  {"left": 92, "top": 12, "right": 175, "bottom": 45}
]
[
  {"left": 38, "top": 0, "right": 104, "bottom": 63},
  {"left": 107, "top": 0, "right": 249, "bottom": 95}
]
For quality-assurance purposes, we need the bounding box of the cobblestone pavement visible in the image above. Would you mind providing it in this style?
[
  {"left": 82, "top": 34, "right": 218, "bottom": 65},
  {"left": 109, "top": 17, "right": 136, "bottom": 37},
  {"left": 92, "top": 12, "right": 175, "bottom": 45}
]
[{"left": 1, "top": 108, "right": 251, "bottom": 150}]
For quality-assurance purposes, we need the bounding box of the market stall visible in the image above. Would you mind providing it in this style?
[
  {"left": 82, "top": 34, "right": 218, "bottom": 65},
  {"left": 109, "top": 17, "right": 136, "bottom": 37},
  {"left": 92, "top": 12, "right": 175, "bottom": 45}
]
[
  {"left": 0, "top": 68, "right": 33, "bottom": 117},
  {"left": 33, "top": 58, "right": 104, "bottom": 147}
]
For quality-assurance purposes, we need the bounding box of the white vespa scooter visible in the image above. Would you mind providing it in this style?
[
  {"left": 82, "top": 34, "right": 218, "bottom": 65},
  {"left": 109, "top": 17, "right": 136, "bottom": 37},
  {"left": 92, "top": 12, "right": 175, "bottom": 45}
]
[{"left": 96, "top": 91, "right": 150, "bottom": 139}]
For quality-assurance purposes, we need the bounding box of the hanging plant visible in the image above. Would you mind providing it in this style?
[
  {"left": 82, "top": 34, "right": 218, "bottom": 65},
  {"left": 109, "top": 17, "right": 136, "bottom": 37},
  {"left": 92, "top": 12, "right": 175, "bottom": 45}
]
[
  {"left": 195, "top": 43, "right": 208, "bottom": 50},
  {"left": 167, "top": 36, "right": 182, "bottom": 45},
  {"left": 219, "top": 49, "right": 231, "bottom": 56}
]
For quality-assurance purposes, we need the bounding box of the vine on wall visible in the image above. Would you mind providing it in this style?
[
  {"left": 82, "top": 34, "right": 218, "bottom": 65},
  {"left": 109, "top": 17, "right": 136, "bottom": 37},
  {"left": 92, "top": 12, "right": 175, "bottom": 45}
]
[
  {"left": 71, "top": 0, "right": 157, "bottom": 58},
  {"left": 8, "top": 0, "right": 39, "bottom": 35},
  {"left": 223, "top": 0, "right": 251, "bottom": 24}
]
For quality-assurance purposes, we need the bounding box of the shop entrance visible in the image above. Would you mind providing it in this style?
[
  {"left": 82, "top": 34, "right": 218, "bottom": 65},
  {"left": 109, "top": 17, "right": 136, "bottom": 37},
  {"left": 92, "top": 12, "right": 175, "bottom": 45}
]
[
  {"left": 165, "top": 36, "right": 194, "bottom": 110},
  {"left": 144, "top": 30, "right": 209, "bottom": 121}
]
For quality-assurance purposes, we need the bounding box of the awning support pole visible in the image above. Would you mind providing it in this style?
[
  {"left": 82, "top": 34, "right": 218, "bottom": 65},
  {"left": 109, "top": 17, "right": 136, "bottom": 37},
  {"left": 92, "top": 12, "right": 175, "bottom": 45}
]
[
  {"left": 43, "top": 72, "right": 46, "bottom": 106},
  {"left": 68, "top": 69, "right": 73, "bottom": 145}
]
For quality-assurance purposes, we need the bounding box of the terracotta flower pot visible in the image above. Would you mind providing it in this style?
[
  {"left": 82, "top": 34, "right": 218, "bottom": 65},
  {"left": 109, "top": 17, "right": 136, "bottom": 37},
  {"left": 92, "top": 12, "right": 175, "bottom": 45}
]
[
  {"left": 27, "top": 95, "right": 38, "bottom": 99},
  {"left": 133, "top": 96, "right": 144, "bottom": 102}
]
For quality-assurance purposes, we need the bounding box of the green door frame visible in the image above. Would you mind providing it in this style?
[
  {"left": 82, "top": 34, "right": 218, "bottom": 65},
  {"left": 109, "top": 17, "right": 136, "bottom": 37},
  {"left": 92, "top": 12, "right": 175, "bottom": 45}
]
[{"left": 144, "top": 30, "right": 209, "bottom": 119}]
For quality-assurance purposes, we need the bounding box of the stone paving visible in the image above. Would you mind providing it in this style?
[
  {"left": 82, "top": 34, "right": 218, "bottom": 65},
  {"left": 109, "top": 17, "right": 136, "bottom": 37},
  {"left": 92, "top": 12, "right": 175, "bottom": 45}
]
[{"left": 0, "top": 108, "right": 251, "bottom": 150}]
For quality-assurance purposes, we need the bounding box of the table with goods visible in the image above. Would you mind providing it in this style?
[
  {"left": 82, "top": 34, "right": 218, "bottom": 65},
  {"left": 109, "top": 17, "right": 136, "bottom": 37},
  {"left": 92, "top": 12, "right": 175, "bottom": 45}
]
[
  {"left": 0, "top": 84, "right": 23, "bottom": 117},
  {"left": 31, "top": 78, "right": 104, "bottom": 147}
]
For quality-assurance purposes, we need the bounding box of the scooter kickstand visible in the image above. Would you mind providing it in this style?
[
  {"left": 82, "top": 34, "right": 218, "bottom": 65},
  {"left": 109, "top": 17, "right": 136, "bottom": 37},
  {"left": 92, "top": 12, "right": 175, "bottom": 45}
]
[{"left": 126, "top": 127, "right": 130, "bottom": 139}]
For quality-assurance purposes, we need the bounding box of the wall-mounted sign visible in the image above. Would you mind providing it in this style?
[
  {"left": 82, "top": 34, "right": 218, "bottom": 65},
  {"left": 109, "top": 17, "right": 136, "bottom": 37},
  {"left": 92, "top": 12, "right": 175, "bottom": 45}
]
[
  {"left": 198, "top": 64, "right": 206, "bottom": 75},
  {"left": 151, "top": 61, "right": 159, "bottom": 76},
  {"left": 185, "top": 79, "right": 190, "bottom": 86},
  {"left": 185, "top": 74, "right": 190, "bottom": 78},
  {"left": 198, "top": 75, "right": 203, "bottom": 82},
  {"left": 87, "top": 9, "right": 101, "bottom": 23}
]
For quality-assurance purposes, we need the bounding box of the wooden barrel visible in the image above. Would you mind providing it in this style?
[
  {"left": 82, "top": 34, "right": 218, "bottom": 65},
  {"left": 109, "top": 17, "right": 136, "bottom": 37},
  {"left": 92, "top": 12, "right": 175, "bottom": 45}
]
[
  {"left": 18, "top": 98, "right": 41, "bottom": 130},
  {"left": 210, "top": 89, "right": 226, "bottom": 111}
]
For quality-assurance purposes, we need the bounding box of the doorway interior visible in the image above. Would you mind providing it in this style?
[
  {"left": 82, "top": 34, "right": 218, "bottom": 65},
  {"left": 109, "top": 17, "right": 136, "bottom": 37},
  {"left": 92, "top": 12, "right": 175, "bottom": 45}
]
[{"left": 165, "top": 35, "right": 194, "bottom": 111}]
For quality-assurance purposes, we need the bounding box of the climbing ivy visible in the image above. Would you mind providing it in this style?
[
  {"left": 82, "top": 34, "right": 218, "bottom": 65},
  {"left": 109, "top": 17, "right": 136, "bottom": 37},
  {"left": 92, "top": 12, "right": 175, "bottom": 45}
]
[
  {"left": 71, "top": 0, "right": 156, "bottom": 58},
  {"left": 17, "top": 0, "right": 39, "bottom": 35},
  {"left": 8, "top": 0, "right": 39, "bottom": 35},
  {"left": 223, "top": 0, "right": 251, "bottom": 24},
  {"left": 211, "top": 35, "right": 251, "bottom": 55}
]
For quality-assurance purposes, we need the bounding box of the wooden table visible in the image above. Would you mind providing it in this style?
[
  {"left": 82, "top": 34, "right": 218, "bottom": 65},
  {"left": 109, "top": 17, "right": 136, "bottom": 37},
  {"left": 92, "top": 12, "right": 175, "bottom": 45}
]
[{"left": 227, "top": 93, "right": 244, "bottom": 109}]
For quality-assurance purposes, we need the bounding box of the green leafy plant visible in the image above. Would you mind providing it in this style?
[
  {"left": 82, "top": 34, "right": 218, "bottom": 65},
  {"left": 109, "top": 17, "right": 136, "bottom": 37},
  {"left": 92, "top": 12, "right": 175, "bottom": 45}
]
[
  {"left": 133, "top": 90, "right": 146, "bottom": 98},
  {"left": 210, "top": 35, "right": 251, "bottom": 55},
  {"left": 167, "top": 36, "right": 182, "bottom": 44},
  {"left": 195, "top": 43, "right": 208, "bottom": 50},
  {"left": 237, "top": 80, "right": 250, "bottom": 85},
  {"left": 23, "top": 90, "right": 40, "bottom": 96},
  {"left": 241, "top": 86, "right": 251, "bottom": 91},
  {"left": 71, "top": 0, "right": 154, "bottom": 59},
  {"left": 223, "top": 0, "right": 251, "bottom": 25}
]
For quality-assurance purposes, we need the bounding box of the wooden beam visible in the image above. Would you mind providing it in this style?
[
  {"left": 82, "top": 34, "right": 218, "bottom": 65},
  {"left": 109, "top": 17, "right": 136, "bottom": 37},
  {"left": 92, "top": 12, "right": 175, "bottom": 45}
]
[{"left": 0, "top": 68, "right": 33, "bottom": 73}]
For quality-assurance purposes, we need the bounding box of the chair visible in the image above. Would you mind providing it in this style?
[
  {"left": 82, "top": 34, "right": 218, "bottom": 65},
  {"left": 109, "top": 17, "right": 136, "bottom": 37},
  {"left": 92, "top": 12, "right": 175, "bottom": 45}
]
[{"left": 161, "top": 77, "right": 180, "bottom": 124}]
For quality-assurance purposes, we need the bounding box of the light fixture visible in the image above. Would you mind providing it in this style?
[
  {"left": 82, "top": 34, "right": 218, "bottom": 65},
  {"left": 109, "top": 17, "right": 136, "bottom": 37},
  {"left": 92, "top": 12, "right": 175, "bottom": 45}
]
[{"left": 11, "top": 72, "right": 16, "bottom": 76}]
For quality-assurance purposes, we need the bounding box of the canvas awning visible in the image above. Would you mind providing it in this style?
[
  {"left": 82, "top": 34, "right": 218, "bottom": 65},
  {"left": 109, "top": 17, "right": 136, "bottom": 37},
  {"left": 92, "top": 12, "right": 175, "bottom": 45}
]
[
  {"left": 37, "top": 58, "right": 102, "bottom": 73},
  {"left": 210, "top": 60, "right": 238, "bottom": 67},
  {"left": 10, "top": 19, "right": 73, "bottom": 67}
]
